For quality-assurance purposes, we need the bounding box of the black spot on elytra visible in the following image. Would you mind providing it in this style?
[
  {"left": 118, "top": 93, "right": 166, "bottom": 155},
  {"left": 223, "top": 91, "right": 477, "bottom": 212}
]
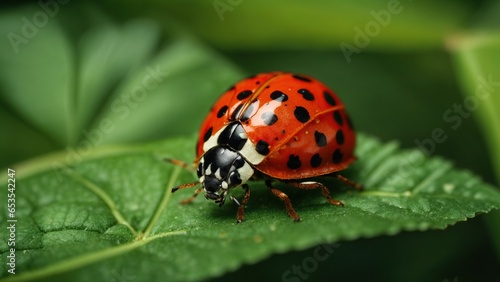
[
  {"left": 336, "top": 129, "right": 345, "bottom": 145},
  {"left": 294, "top": 106, "right": 310, "bottom": 123},
  {"left": 333, "top": 110, "right": 343, "bottom": 126},
  {"left": 324, "top": 91, "right": 337, "bottom": 106},
  {"left": 270, "top": 91, "right": 289, "bottom": 102},
  {"left": 256, "top": 81, "right": 261, "bottom": 85},
  {"left": 240, "top": 100, "right": 257, "bottom": 122},
  {"left": 217, "top": 105, "right": 229, "bottom": 118},
  {"left": 203, "top": 127, "right": 213, "bottom": 142},
  {"left": 314, "top": 131, "right": 327, "bottom": 147},
  {"left": 287, "top": 154, "right": 302, "bottom": 169},
  {"left": 332, "top": 149, "right": 343, "bottom": 164},
  {"left": 292, "top": 74, "right": 311, "bottom": 82},
  {"left": 237, "top": 90, "right": 252, "bottom": 100},
  {"left": 261, "top": 112, "right": 278, "bottom": 126},
  {"left": 255, "top": 140, "right": 270, "bottom": 155},
  {"left": 230, "top": 104, "right": 243, "bottom": 120},
  {"left": 297, "top": 89, "right": 315, "bottom": 101},
  {"left": 310, "top": 153, "right": 322, "bottom": 168}
]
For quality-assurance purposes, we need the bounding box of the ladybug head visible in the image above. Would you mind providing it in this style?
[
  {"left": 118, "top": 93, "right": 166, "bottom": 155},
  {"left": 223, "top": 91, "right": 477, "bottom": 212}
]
[{"left": 197, "top": 146, "right": 254, "bottom": 206}]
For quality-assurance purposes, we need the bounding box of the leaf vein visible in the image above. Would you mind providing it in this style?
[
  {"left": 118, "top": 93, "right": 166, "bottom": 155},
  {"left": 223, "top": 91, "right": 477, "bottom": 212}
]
[
  {"left": 62, "top": 166, "right": 138, "bottom": 236},
  {"left": 411, "top": 163, "right": 452, "bottom": 194},
  {"left": 2, "top": 230, "right": 187, "bottom": 282},
  {"left": 141, "top": 164, "right": 183, "bottom": 239}
]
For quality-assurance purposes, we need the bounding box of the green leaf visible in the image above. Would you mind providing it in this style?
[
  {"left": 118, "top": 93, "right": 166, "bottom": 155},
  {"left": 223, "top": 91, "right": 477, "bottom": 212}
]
[
  {"left": 109, "top": 0, "right": 471, "bottom": 50},
  {"left": 1, "top": 133, "right": 499, "bottom": 281},
  {"left": 449, "top": 32, "right": 500, "bottom": 185},
  {"left": 0, "top": 6, "right": 74, "bottom": 145},
  {"left": 74, "top": 19, "right": 162, "bottom": 137},
  {"left": 0, "top": 4, "right": 243, "bottom": 162},
  {"left": 448, "top": 29, "right": 500, "bottom": 267}
]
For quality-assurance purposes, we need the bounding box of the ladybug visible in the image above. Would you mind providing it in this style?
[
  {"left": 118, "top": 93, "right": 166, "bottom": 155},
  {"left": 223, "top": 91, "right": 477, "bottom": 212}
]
[{"left": 170, "top": 72, "right": 361, "bottom": 222}]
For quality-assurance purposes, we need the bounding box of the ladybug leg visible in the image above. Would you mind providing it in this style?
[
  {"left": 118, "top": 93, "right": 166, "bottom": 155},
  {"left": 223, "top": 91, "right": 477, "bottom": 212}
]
[
  {"left": 266, "top": 180, "right": 301, "bottom": 222},
  {"left": 180, "top": 188, "right": 204, "bottom": 205},
  {"left": 336, "top": 175, "right": 363, "bottom": 190},
  {"left": 164, "top": 157, "right": 196, "bottom": 172},
  {"left": 168, "top": 159, "right": 202, "bottom": 204},
  {"left": 171, "top": 182, "right": 202, "bottom": 204},
  {"left": 232, "top": 184, "right": 250, "bottom": 223},
  {"left": 288, "top": 181, "right": 344, "bottom": 207}
]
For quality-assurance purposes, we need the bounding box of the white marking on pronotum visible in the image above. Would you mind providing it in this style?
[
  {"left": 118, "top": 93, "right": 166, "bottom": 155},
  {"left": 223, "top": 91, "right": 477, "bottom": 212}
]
[
  {"left": 237, "top": 161, "right": 254, "bottom": 184},
  {"left": 214, "top": 168, "right": 221, "bottom": 179},
  {"left": 239, "top": 141, "right": 266, "bottom": 164},
  {"left": 203, "top": 127, "right": 224, "bottom": 152},
  {"left": 222, "top": 181, "right": 228, "bottom": 189},
  {"left": 203, "top": 124, "right": 266, "bottom": 164},
  {"left": 205, "top": 165, "right": 212, "bottom": 175},
  {"left": 238, "top": 131, "right": 248, "bottom": 139}
]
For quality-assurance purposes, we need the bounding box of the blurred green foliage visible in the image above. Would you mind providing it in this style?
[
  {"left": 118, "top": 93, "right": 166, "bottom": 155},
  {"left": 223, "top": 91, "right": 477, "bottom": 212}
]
[{"left": 0, "top": 0, "right": 499, "bottom": 281}]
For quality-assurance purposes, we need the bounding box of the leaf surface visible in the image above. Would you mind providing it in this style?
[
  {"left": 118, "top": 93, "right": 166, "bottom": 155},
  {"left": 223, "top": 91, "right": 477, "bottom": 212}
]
[{"left": 1, "top": 133, "right": 499, "bottom": 281}]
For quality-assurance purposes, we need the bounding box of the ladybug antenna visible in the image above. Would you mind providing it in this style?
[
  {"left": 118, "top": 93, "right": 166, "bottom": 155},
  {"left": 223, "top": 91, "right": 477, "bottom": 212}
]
[
  {"left": 171, "top": 181, "right": 200, "bottom": 193},
  {"left": 164, "top": 157, "right": 195, "bottom": 172},
  {"left": 172, "top": 182, "right": 205, "bottom": 205}
]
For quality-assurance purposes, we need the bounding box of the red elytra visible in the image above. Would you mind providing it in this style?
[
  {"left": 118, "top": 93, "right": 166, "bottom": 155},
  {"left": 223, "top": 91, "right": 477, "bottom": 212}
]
[{"left": 171, "top": 72, "right": 361, "bottom": 222}]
